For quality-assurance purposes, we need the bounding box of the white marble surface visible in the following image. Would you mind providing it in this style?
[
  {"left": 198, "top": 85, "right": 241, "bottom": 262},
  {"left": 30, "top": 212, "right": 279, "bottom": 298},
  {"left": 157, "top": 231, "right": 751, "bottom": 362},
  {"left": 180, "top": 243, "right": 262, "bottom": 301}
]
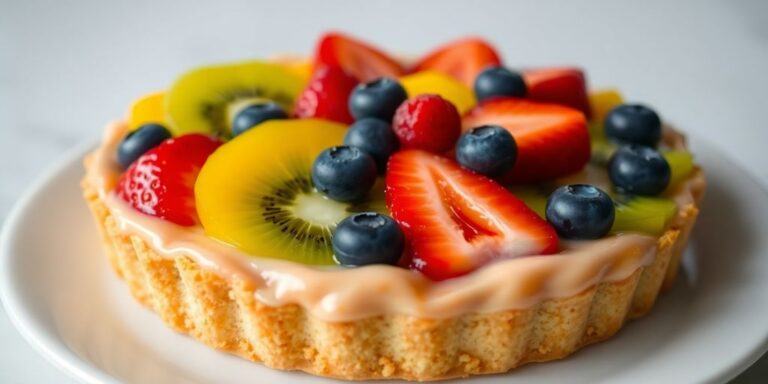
[{"left": 0, "top": 0, "right": 766, "bottom": 382}]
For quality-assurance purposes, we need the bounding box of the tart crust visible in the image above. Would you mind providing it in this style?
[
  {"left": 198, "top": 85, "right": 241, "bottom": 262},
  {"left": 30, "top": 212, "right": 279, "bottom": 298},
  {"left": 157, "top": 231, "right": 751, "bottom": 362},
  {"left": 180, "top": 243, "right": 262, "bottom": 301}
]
[{"left": 81, "top": 165, "right": 704, "bottom": 381}]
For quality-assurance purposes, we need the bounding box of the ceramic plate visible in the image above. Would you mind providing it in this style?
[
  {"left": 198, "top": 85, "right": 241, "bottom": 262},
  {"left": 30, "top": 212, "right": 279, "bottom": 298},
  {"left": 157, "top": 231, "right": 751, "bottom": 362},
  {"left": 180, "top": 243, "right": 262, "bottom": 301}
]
[{"left": 2, "top": 138, "right": 768, "bottom": 384}]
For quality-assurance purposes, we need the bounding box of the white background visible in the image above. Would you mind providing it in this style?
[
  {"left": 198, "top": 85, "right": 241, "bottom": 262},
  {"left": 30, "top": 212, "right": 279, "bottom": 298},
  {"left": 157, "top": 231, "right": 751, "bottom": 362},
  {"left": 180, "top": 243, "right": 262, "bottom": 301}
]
[{"left": 1, "top": 0, "right": 766, "bottom": 382}]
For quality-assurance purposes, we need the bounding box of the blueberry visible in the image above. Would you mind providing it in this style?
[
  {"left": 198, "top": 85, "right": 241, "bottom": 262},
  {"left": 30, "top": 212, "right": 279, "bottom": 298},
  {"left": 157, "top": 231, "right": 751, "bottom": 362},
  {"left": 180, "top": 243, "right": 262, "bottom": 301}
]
[
  {"left": 332, "top": 212, "right": 404, "bottom": 266},
  {"left": 608, "top": 145, "right": 671, "bottom": 195},
  {"left": 348, "top": 77, "right": 407, "bottom": 121},
  {"left": 231, "top": 102, "right": 288, "bottom": 137},
  {"left": 604, "top": 104, "right": 662, "bottom": 147},
  {"left": 474, "top": 66, "right": 527, "bottom": 101},
  {"left": 545, "top": 184, "right": 615, "bottom": 240},
  {"left": 343, "top": 118, "right": 399, "bottom": 173},
  {"left": 312, "top": 146, "right": 377, "bottom": 202},
  {"left": 117, "top": 123, "right": 172, "bottom": 169},
  {"left": 455, "top": 125, "right": 517, "bottom": 177}
]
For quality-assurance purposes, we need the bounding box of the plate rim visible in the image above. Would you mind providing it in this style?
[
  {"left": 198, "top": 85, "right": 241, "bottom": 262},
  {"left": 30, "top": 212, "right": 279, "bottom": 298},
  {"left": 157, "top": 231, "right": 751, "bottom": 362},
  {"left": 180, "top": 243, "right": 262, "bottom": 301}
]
[
  {"left": 0, "top": 142, "right": 121, "bottom": 384},
  {"left": 1, "top": 138, "right": 768, "bottom": 384}
]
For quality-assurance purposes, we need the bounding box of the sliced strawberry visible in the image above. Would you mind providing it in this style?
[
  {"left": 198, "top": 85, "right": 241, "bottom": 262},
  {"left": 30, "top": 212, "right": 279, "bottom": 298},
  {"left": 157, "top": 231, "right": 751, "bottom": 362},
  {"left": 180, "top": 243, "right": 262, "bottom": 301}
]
[
  {"left": 117, "top": 134, "right": 222, "bottom": 226},
  {"left": 314, "top": 32, "right": 404, "bottom": 83},
  {"left": 386, "top": 150, "right": 558, "bottom": 280},
  {"left": 293, "top": 65, "right": 358, "bottom": 124},
  {"left": 523, "top": 67, "right": 592, "bottom": 119},
  {"left": 411, "top": 37, "right": 501, "bottom": 87},
  {"left": 462, "top": 98, "right": 590, "bottom": 184}
]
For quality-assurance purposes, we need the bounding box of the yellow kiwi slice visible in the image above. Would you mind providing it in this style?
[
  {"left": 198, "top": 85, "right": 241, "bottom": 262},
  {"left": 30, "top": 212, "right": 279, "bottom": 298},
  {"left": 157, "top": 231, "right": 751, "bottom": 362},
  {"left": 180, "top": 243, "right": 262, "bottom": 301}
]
[
  {"left": 400, "top": 70, "right": 476, "bottom": 114},
  {"left": 128, "top": 91, "right": 166, "bottom": 131},
  {"left": 166, "top": 61, "right": 306, "bottom": 137},
  {"left": 195, "top": 119, "right": 387, "bottom": 265}
]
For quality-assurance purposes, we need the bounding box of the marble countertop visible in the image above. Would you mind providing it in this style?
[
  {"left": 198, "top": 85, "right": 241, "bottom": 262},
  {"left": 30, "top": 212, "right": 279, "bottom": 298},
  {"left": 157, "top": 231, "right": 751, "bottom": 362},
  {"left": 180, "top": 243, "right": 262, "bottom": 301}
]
[{"left": 1, "top": 0, "right": 767, "bottom": 382}]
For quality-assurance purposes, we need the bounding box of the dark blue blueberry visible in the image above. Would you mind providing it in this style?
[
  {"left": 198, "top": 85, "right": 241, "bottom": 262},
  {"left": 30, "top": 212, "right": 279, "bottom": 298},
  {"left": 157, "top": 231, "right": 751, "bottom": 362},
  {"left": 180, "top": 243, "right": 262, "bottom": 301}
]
[
  {"left": 348, "top": 77, "right": 407, "bottom": 122},
  {"left": 608, "top": 145, "right": 671, "bottom": 195},
  {"left": 473, "top": 66, "right": 527, "bottom": 101},
  {"left": 455, "top": 125, "right": 517, "bottom": 178},
  {"left": 332, "top": 212, "right": 404, "bottom": 266},
  {"left": 343, "top": 118, "right": 399, "bottom": 173},
  {"left": 545, "top": 184, "right": 615, "bottom": 240},
  {"left": 231, "top": 102, "right": 287, "bottom": 137},
  {"left": 117, "top": 123, "right": 172, "bottom": 169},
  {"left": 312, "top": 146, "right": 377, "bottom": 202},
  {"left": 604, "top": 104, "right": 662, "bottom": 147}
]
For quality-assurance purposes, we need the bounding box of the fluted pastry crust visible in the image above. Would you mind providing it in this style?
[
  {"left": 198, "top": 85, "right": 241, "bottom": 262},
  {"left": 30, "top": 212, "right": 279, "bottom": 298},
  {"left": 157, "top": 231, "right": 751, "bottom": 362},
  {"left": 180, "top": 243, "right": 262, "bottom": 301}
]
[{"left": 81, "top": 164, "right": 703, "bottom": 381}]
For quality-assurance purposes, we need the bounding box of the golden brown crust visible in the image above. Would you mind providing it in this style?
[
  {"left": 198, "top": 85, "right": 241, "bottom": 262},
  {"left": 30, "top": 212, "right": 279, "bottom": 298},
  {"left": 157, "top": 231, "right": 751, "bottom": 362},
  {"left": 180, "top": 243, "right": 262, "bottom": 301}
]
[{"left": 81, "top": 166, "right": 704, "bottom": 381}]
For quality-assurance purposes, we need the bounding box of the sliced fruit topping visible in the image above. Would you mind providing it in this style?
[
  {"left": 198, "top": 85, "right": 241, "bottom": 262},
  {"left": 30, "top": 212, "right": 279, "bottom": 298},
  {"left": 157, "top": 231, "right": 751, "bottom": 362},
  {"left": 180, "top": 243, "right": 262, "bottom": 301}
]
[
  {"left": 166, "top": 60, "right": 305, "bottom": 137},
  {"left": 589, "top": 89, "right": 623, "bottom": 124},
  {"left": 604, "top": 104, "right": 662, "bottom": 147},
  {"left": 399, "top": 71, "right": 475, "bottom": 114},
  {"left": 474, "top": 66, "right": 527, "bottom": 101},
  {"left": 523, "top": 67, "right": 592, "bottom": 119},
  {"left": 314, "top": 32, "right": 404, "bottom": 83},
  {"left": 393, "top": 94, "right": 461, "bottom": 153},
  {"left": 455, "top": 125, "right": 517, "bottom": 178},
  {"left": 411, "top": 38, "right": 501, "bottom": 87},
  {"left": 545, "top": 184, "right": 615, "bottom": 239},
  {"left": 609, "top": 145, "right": 671, "bottom": 195},
  {"left": 117, "top": 134, "right": 222, "bottom": 226},
  {"left": 195, "top": 119, "right": 386, "bottom": 264},
  {"left": 231, "top": 101, "right": 287, "bottom": 137},
  {"left": 386, "top": 150, "right": 558, "bottom": 280},
  {"left": 332, "top": 212, "right": 404, "bottom": 266},
  {"left": 312, "top": 146, "right": 377, "bottom": 202},
  {"left": 348, "top": 77, "right": 407, "bottom": 122},
  {"left": 590, "top": 139, "right": 618, "bottom": 165},
  {"left": 271, "top": 55, "right": 313, "bottom": 82},
  {"left": 293, "top": 65, "right": 357, "bottom": 124},
  {"left": 117, "top": 123, "right": 172, "bottom": 169},
  {"left": 512, "top": 183, "right": 678, "bottom": 236},
  {"left": 343, "top": 118, "right": 399, "bottom": 173},
  {"left": 612, "top": 195, "right": 678, "bottom": 235},
  {"left": 664, "top": 150, "right": 694, "bottom": 186},
  {"left": 462, "top": 98, "right": 590, "bottom": 184},
  {"left": 128, "top": 91, "right": 166, "bottom": 131}
]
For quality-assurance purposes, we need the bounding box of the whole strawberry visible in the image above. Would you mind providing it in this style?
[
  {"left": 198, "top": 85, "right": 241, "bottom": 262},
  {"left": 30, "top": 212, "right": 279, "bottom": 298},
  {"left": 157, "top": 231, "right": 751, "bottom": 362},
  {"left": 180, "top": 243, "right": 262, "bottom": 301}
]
[{"left": 117, "top": 133, "right": 222, "bottom": 226}]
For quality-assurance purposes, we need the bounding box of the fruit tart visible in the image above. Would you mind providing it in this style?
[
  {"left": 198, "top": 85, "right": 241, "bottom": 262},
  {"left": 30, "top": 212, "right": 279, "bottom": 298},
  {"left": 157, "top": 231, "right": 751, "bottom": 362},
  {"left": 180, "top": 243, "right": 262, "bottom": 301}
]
[{"left": 82, "top": 32, "right": 705, "bottom": 381}]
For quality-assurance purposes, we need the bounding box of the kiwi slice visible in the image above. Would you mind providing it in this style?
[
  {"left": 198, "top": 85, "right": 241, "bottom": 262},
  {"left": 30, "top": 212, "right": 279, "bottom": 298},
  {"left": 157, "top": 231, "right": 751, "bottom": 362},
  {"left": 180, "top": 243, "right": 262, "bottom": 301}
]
[
  {"left": 664, "top": 150, "right": 694, "bottom": 186},
  {"left": 590, "top": 137, "right": 695, "bottom": 185},
  {"left": 612, "top": 195, "right": 678, "bottom": 235},
  {"left": 166, "top": 61, "right": 305, "bottom": 138},
  {"left": 195, "top": 119, "right": 387, "bottom": 265},
  {"left": 510, "top": 182, "right": 678, "bottom": 236}
]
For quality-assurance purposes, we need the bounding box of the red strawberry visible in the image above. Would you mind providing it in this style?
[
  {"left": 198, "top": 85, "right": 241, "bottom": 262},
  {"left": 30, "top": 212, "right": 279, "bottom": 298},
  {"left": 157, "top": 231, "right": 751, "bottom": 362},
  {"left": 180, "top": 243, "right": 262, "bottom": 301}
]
[
  {"left": 523, "top": 67, "right": 592, "bottom": 119},
  {"left": 411, "top": 37, "right": 501, "bottom": 87},
  {"left": 315, "top": 32, "right": 404, "bottom": 83},
  {"left": 386, "top": 150, "right": 558, "bottom": 280},
  {"left": 117, "top": 134, "right": 222, "bottom": 226},
  {"left": 462, "top": 98, "right": 590, "bottom": 184},
  {"left": 393, "top": 94, "right": 461, "bottom": 153},
  {"left": 293, "top": 65, "right": 358, "bottom": 124}
]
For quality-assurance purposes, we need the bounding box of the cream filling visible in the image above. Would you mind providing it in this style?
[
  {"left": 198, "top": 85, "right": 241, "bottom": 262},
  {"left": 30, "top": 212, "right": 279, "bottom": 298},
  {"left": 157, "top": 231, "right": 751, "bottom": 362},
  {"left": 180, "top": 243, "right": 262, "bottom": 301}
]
[{"left": 85, "top": 121, "right": 703, "bottom": 322}]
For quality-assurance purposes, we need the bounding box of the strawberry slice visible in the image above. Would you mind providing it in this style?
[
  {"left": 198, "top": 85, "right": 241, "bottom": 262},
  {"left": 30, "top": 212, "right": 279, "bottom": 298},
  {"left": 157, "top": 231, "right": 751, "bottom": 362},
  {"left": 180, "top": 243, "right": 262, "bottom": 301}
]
[
  {"left": 523, "top": 67, "right": 592, "bottom": 119},
  {"left": 117, "top": 133, "right": 222, "bottom": 226},
  {"left": 462, "top": 98, "right": 590, "bottom": 184},
  {"left": 386, "top": 150, "right": 558, "bottom": 280},
  {"left": 411, "top": 37, "right": 501, "bottom": 87},
  {"left": 293, "top": 65, "right": 358, "bottom": 124},
  {"left": 314, "top": 32, "right": 404, "bottom": 83}
]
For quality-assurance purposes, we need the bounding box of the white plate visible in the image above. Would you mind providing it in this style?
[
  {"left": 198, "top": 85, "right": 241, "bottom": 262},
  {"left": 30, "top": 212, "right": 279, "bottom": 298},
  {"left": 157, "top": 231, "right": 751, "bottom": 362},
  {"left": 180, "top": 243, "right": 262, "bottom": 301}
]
[{"left": 1, "top": 138, "right": 768, "bottom": 384}]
